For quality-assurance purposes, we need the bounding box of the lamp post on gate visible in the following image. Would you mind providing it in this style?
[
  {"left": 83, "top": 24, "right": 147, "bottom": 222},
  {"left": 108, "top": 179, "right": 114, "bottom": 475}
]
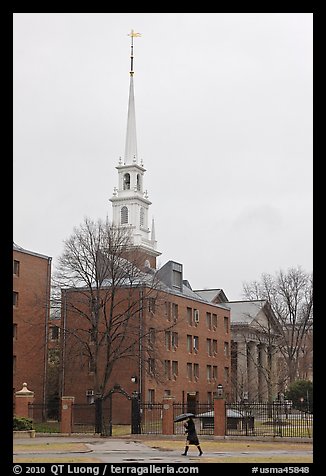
[{"left": 217, "top": 384, "right": 224, "bottom": 398}]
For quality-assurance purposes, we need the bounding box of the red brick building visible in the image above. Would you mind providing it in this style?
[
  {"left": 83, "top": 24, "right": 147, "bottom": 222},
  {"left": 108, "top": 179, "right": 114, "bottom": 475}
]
[
  {"left": 13, "top": 242, "right": 52, "bottom": 405},
  {"left": 60, "top": 259, "right": 231, "bottom": 423}
]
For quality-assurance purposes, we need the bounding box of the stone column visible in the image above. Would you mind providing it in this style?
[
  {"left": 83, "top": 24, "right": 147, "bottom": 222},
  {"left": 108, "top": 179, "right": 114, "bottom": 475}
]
[
  {"left": 236, "top": 340, "right": 248, "bottom": 400},
  {"left": 258, "top": 344, "right": 268, "bottom": 401},
  {"left": 270, "top": 345, "right": 278, "bottom": 399},
  {"left": 162, "top": 396, "right": 175, "bottom": 435},
  {"left": 214, "top": 397, "right": 226, "bottom": 436},
  {"left": 15, "top": 383, "right": 34, "bottom": 419},
  {"left": 60, "top": 396, "right": 75, "bottom": 434},
  {"left": 247, "top": 342, "right": 259, "bottom": 402}
]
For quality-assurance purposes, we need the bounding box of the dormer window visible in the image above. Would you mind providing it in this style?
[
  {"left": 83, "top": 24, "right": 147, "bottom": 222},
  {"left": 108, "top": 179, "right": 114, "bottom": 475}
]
[{"left": 123, "top": 173, "right": 130, "bottom": 190}]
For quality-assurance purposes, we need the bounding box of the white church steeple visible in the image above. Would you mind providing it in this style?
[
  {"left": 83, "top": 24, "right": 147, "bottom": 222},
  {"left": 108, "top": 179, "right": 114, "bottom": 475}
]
[{"left": 110, "top": 30, "right": 161, "bottom": 267}]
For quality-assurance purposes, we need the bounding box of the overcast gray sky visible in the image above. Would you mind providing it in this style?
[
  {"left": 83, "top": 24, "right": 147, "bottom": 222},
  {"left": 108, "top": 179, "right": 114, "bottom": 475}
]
[{"left": 13, "top": 13, "right": 313, "bottom": 300}]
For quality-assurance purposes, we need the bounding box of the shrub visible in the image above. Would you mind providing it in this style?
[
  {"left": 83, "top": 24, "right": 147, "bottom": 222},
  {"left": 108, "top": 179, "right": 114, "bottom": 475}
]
[
  {"left": 13, "top": 416, "right": 33, "bottom": 431},
  {"left": 285, "top": 380, "right": 313, "bottom": 413}
]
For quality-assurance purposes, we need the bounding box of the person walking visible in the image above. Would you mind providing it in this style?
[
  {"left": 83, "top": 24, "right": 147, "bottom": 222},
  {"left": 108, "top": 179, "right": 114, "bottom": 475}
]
[{"left": 182, "top": 417, "right": 203, "bottom": 456}]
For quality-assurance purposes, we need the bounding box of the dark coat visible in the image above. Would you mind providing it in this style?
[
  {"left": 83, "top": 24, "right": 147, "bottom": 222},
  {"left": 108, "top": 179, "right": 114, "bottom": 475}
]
[{"left": 184, "top": 418, "right": 199, "bottom": 445}]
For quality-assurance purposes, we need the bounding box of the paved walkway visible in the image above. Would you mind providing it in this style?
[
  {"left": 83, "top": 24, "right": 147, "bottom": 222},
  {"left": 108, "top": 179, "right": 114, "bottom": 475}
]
[{"left": 13, "top": 436, "right": 313, "bottom": 463}]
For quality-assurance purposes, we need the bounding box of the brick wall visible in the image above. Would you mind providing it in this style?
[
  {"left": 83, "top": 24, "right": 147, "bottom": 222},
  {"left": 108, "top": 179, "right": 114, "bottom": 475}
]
[
  {"left": 13, "top": 246, "right": 51, "bottom": 405},
  {"left": 61, "top": 285, "right": 231, "bottom": 424}
]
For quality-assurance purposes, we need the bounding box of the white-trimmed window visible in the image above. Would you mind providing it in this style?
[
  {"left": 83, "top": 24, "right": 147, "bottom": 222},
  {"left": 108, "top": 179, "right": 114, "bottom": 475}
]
[{"left": 121, "top": 206, "right": 129, "bottom": 224}]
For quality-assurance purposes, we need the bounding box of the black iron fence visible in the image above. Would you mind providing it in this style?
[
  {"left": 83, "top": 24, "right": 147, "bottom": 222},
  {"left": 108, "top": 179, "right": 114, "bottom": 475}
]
[
  {"left": 225, "top": 402, "right": 313, "bottom": 438},
  {"left": 72, "top": 404, "right": 96, "bottom": 433},
  {"left": 26, "top": 401, "right": 312, "bottom": 438},
  {"left": 140, "top": 403, "right": 163, "bottom": 434},
  {"left": 28, "top": 403, "right": 60, "bottom": 422}
]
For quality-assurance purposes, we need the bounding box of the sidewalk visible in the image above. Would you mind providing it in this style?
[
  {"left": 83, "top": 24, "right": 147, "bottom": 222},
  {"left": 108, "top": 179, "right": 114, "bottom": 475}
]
[{"left": 13, "top": 434, "right": 313, "bottom": 464}]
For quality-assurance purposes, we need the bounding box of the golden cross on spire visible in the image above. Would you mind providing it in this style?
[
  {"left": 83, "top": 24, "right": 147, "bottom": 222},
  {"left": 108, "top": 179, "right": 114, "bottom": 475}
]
[
  {"left": 128, "top": 29, "right": 141, "bottom": 38},
  {"left": 127, "top": 30, "right": 141, "bottom": 75}
]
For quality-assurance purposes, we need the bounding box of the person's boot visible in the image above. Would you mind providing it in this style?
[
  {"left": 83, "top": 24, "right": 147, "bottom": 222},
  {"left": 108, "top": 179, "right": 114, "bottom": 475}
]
[
  {"left": 182, "top": 446, "right": 189, "bottom": 456},
  {"left": 197, "top": 446, "right": 203, "bottom": 456}
]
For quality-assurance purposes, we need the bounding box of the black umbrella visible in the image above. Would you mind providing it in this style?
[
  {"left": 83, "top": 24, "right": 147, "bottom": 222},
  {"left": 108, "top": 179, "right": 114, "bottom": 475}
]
[{"left": 174, "top": 412, "right": 195, "bottom": 422}]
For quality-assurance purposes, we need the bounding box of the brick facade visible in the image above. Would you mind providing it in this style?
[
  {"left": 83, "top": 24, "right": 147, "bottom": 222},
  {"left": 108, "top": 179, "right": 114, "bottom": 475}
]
[
  {"left": 13, "top": 244, "right": 52, "bottom": 405},
  {"left": 61, "top": 281, "right": 231, "bottom": 424}
]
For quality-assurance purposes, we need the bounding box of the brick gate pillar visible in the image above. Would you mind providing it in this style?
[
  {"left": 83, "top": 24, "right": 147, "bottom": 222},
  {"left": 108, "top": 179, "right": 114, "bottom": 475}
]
[
  {"left": 214, "top": 397, "right": 226, "bottom": 436},
  {"left": 60, "top": 396, "right": 75, "bottom": 434},
  {"left": 15, "top": 383, "right": 34, "bottom": 419},
  {"left": 162, "top": 396, "right": 175, "bottom": 435}
]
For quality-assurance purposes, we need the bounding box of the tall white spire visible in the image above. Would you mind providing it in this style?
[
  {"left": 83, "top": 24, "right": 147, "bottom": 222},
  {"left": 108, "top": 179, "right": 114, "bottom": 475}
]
[
  {"left": 110, "top": 30, "right": 161, "bottom": 268},
  {"left": 124, "top": 30, "right": 141, "bottom": 165},
  {"left": 124, "top": 75, "right": 138, "bottom": 164}
]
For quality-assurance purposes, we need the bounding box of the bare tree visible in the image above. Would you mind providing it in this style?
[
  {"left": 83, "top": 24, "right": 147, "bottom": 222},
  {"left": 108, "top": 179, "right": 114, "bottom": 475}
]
[
  {"left": 243, "top": 267, "right": 313, "bottom": 386},
  {"left": 53, "top": 217, "right": 173, "bottom": 408}
]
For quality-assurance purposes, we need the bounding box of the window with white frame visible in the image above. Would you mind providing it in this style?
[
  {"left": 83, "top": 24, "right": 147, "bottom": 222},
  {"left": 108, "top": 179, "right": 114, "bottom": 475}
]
[{"left": 121, "top": 206, "right": 129, "bottom": 224}]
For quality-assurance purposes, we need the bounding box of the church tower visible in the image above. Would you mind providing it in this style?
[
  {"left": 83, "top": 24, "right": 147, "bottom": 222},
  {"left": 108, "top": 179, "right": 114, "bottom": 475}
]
[{"left": 110, "top": 31, "right": 161, "bottom": 269}]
